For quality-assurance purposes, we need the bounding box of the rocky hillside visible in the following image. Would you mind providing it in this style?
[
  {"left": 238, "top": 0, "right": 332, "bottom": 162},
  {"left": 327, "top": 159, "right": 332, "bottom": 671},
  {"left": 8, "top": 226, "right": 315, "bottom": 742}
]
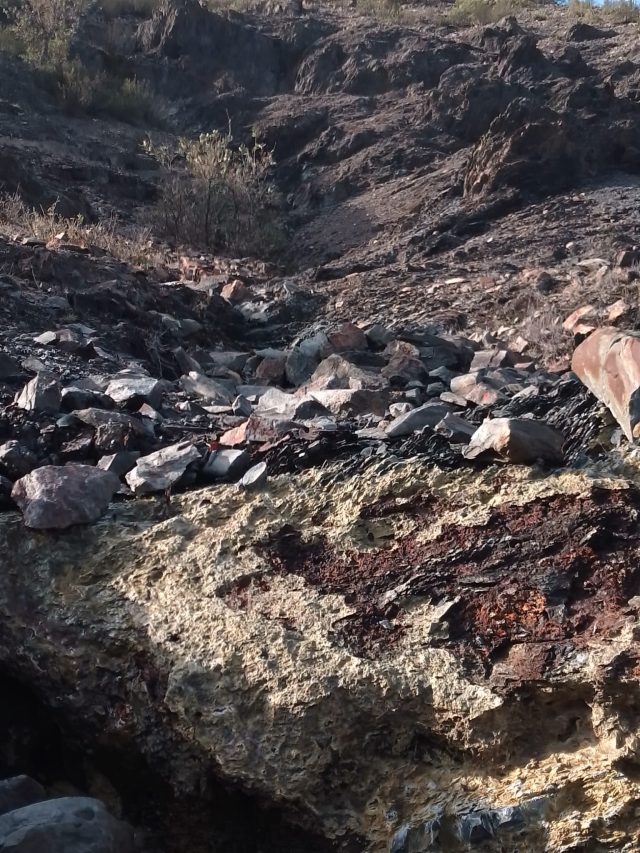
[{"left": 3, "top": 0, "right": 640, "bottom": 850}]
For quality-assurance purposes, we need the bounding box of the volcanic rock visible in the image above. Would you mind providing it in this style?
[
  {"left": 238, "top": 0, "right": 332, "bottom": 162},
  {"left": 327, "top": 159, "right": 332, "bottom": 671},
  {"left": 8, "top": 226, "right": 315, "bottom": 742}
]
[
  {"left": 11, "top": 465, "right": 120, "bottom": 529},
  {"left": 0, "top": 442, "right": 38, "bottom": 480},
  {"left": 0, "top": 777, "right": 46, "bottom": 817},
  {"left": 203, "top": 449, "right": 251, "bottom": 480},
  {"left": 181, "top": 372, "right": 234, "bottom": 405},
  {"left": 572, "top": 327, "right": 640, "bottom": 440},
  {"left": 15, "top": 373, "right": 61, "bottom": 414},
  {"left": 386, "top": 402, "right": 453, "bottom": 438},
  {"left": 106, "top": 374, "right": 165, "bottom": 409},
  {"left": 0, "top": 797, "right": 134, "bottom": 853},
  {"left": 463, "top": 418, "right": 565, "bottom": 464},
  {"left": 239, "top": 461, "right": 268, "bottom": 489},
  {"left": 126, "top": 442, "right": 202, "bottom": 495}
]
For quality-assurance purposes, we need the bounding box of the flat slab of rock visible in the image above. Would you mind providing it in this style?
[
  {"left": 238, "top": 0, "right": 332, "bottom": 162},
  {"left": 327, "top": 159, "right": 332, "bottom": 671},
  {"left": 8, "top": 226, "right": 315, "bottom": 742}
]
[
  {"left": 11, "top": 465, "right": 120, "bottom": 529},
  {"left": 463, "top": 418, "right": 565, "bottom": 464},
  {"left": 106, "top": 375, "right": 164, "bottom": 408},
  {"left": 181, "top": 372, "right": 233, "bottom": 405},
  {"left": 572, "top": 327, "right": 640, "bottom": 440},
  {"left": 386, "top": 402, "right": 453, "bottom": 438},
  {"left": 126, "top": 442, "right": 201, "bottom": 495},
  {"left": 203, "top": 449, "right": 251, "bottom": 480},
  {"left": 0, "top": 797, "right": 133, "bottom": 853}
]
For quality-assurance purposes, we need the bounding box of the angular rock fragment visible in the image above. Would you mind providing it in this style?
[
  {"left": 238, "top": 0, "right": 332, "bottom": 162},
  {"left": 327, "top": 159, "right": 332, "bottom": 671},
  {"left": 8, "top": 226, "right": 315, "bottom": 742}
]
[
  {"left": 181, "top": 372, "right": 233, "bottom": 405},
  {"left": 106, "top": 374, "right": 164, "bottom": 409},
  {"left": 463, "top": 418, "right": 565, "bottom": 464},
  {"left": 257, "top": 388, "right": 330, "bottom": 420},
  {"left": 221, "top": 279, "right": 252, "bottom": 303},
  {"left": 232, "top": 395, "right": 253, "bottom": 417},
  {"left": 572, "top": 327, "right": 640, "bottom": 440},
  {"left": 0, "top": 441, "right": 38, "bottom": 480},
  {"left": 285, "top": 347, "right": 318, "bottom": 386},
  {"left": 450, "top": 372, "right": 503, "bottom": 406},
  {"left": 307, "top": 355, "right": 386, "bottom": 391},
  {"left": 0, "top": 797, "right": 134, "bottom": 853},
  {"left": 434, "top": 413, "right": 475, "bottom": 443},
  {"left": 203, "top": 449, "right": 251, "bottom": 479},
  {"left": 61, "top": 386, "right": 114, "bottom": 412},
  {"left": 239, "top": 461, "right": 268, "bottom": 490},
  {"left": 126, "top": 442, "right": 202, "bottom": 495},
  {"left": 386, "top": 402, "right": 453, "bottom": 438},
  {"left": 309, "top": 388, "right": 389, "bottom": 417},
  {"left": 97, "top": 451, "right": 140, "bottom": 477},
  {"left": 12, "top": 465, "right": 120, "bottom": 529},
  {"left": 326, "top": 322, "right": 367, "bottom": 353},
  {"left": 15, "top": 372, "right": 61, "bottom": 414}
]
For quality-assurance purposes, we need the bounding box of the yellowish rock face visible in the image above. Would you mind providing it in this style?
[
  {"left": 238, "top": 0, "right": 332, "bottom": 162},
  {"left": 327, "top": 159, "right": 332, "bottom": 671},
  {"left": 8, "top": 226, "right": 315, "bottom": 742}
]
[{"left": 3, "top": 455, "right": 640, "bottom": 851}]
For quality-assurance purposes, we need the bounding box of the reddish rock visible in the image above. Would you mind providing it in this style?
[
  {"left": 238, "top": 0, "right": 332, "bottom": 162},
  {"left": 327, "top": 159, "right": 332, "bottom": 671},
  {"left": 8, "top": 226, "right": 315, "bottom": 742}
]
[
  {"left": 449, "top": 373, "right": 503, "bottom": 406},
  {"left": 572, "top": 327, "right": 640, "bottom": 440},
  {"left": 306, "top": 355, "right": 386, "bottom": 392},
  {"left": 309, "top": 389, "right": 389, "bottom": 417},
  {"left": 562, "top": 305, "right": 598, "bottom": 334},
  {"left": 325, "top": 322, "right": 368, "bottom": 353},
  {"left": 221, "top": 279, "right": 252, "bottom": 303},
  {"left": 220, "top": 421, "right": 249, "bottom": 447},
  {"left": 255, "top": 355, "right": 287, "bottom": 385}
]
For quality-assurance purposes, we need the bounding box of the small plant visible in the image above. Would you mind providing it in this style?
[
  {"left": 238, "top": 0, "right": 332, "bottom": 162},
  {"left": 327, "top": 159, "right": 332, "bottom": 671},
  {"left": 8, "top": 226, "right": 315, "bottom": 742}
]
[
  {"left": 0, "top": 0, "right": 87, "bottom": 68},
  {"left": 144, "top": 129, "right": 283, "bottom": 255}
]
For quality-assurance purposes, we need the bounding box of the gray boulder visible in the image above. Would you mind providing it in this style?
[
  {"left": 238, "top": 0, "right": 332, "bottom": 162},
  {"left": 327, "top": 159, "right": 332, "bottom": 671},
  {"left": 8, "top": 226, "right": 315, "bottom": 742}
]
[
  {"left": 15, "top": 373, "right": 61, "bottom": 414},
  {"left": 12, "top": 465, "right": 120, "bottom": 529},
  {"left": 0, "top": 796, "right": 134, "bottom": 853},
  {"left": 385, "top": 402, "right": 453, "bottom": 438},
  {"left": 126, "top": 442, "right": 202, "bottom": 495},
  {"left": 0, "top": 776, "right": 46, "bottom": 817}
]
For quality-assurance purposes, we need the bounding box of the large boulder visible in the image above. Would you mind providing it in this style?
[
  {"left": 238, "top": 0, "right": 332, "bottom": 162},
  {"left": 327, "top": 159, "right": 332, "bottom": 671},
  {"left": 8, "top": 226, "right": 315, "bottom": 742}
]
[
  {"left": 0, "top": 797, "right": 133, "bottom": 853},
  {"left": 572, "top": 327, "right": 640, "bottom": 441},
  {"left": 11, "top": 465, "right": 120, "bottom": 529}
]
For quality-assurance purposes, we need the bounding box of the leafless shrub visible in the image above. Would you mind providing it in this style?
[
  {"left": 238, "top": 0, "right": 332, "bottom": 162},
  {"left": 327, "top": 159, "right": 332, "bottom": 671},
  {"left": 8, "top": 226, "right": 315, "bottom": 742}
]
[
  {"left": 520, "top": 301, "right": 572, "bottom": 364},
  {"left": 447, "top": 0, "right": 529, "bottom": 25},
  {"left": 144, "top": 129, "right": 284, "bottom": 255}
]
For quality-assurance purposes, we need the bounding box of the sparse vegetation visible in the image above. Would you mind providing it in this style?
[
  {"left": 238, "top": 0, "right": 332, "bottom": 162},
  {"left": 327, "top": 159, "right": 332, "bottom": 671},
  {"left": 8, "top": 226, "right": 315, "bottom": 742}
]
[
  {"left": 144, "top": 130, "right": 284, "bottom": 255},
  {"left": 568, "top": 0, "right": 640, "bottom": 22},
  {"left": 446, "top": 0, "right": 529, "bottom": 26},
  {"left": 101, "top": 0, "right": 158, "bottom": 18},
  {"left": 0, "top": 0, "right": 161, "bottom": 125},
  {"left": 0, "top": 193, "right": 161, "bottom": 268}
]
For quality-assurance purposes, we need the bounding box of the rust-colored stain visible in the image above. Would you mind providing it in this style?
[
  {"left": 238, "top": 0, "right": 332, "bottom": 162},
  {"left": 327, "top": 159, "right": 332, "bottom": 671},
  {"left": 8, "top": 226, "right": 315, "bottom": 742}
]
[{"left": 220, "top": 488, "right": 640, "bottom": 681}]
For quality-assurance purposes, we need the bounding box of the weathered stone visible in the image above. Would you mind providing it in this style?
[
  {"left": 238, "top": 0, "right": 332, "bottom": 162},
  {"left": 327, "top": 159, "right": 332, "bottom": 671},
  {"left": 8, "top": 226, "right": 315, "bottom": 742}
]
[
  {"left": 239, "top": 461, "right": 268, "bottom": 490},
  {"left": 203, "top": 449, "right": 251, "bottom": 480},
  {"left": 0, "top": 776, "right": 46, "bottom": 817},
  {"left": 306, "top": 355, "right": 386, "bottom": 392},
  {"left": 463, "top": 418, "right": 565, "bottom": 464},
  {"left": 0, "top": 441, "right": 38, "bottom": 480},
  {"left": 563, "top": 305, "right": 598, "bottom": 334},
  {"left": 450, "top": 373, "right": 503, "bottom": 406},
  {"left": 309, "top": 389, "right": 389, "bottom": 417},
  {"left": 11, "top": 465, "right": 119, "bottom": 529},
  {"left": 389, "top": 402, "right": 414, "bottom": 417},
  {"left": 126, "top": 442, "right": 202, "bottom": 495},
  {"left": 285, "top": 347, "right": 318, "bottom": 387},
  {"left": 210, "top": 351, "right": 250, "bottom": 373},
  {"left": 435, "top": 413, "right": 475, "bottom": 443},
  {"left": 221, "top": 279, "right": 252, "bottom": 303},
  {"left": 257, "top": 388, "right": 330, "bottom": 420},
  {"left": 106, "top": 374, "right": 164, "bottom": 409},
  {"left": 470, "top": 349, "right": 513, "bottom": 371},
  {"left": 97, "top": 451, "right": 140, "bottom": 477},
  {"left": 61, "top": 386, "right": 114, "bottom": 412},
  {"left": 255, "top": 355, "right": 287, "bottom": 385},
  {"left": 572, "top": 327, "right": 640, "bottom": 440},
  {"left": 383, "top": 341, "right": 427, "bottom": 385},
  {"left": 181, "top": 372, "right": 233, "bottom": 405},
  {"left": 298, "top": 331, "right": 331, "bottom": 361},
  {"left": 0, "top": 797, "right": 134, "bottom": 853},
  {"left": 365, "top": 323, "right": 394, "bottom": 349},
  {"left": 72, "top": 408, "right": 146, "bottom": 437},
  {"left": 232, "top": 395, "right": 253, "bottom": 417},
  {"left": 15, "top": 373, "right": 61, "bottom": 414},
  {"left": 325, "top": 322, "right": 368, "bottom": 353},
  {"left": 386, "top": 402, "right": 453, "bottom": 438},
  {"left": 173, "top": 346, "right": 203, "bottom": 375}
]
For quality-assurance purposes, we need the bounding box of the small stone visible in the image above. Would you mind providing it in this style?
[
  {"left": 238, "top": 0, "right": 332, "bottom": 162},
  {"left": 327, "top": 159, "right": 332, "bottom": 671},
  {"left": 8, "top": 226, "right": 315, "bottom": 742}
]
[
  {"left": 181, "top": 372, "right": 233, "bottom": 405},
  {"left": 239, "top": 461, "right": 268, "bottom": 490},
  {"left": 61, "top": 387, "right": 114, "bottom": 412},
  {"left": 106, "top": 375, "right": 164, "bottom": 409},
  {"left": 232, "top": 395, "right": 253, "bottom": 417},
  {"left": 0, "top": 441, "right": 38, "bottom": 480},
  {"left": 221, "top": 279, "right": 252, "bottom": 303},
  {"left": 255, "top": 355, "right": 287, "bottom": 385},
  {"left": 365, "top": 323, "right": 394, "bottom": 349},
  {"left": 434, "top": 413, "right": 475, "bottom": 443},
  {"left": 203, "top": 449, "right": 251, "bottom": 480},
  {"left": 325, "top": 322, "right": 368, "bottom": 353},
  {"left": 309, "top": 389, "right": 389, "bottom": 417},
  {"left": 285, "top": 347, "right": 318, "bottom": 387},
  {"left": 389, "top": 402, "right": 413, "bottom": 417},
  {"left": 97, "top": 451, "right": 140, "bottom": 477},
  {"left": 126, "top": 442, "right": 202, "bottom": 495},
  {"left": 306, "top": 355, "right": 386, "bottom": 392},
  {"left": 450, "top": 373, "right": 503, "bottom": 406},
  {"left": 12, "top": 465, "right": 120, "bottom": 529},
  {"left": 562, "top": 305, "right": 598, "bottom": 333},
  {"left": 15, "top": 373, "right": 61, "bottom": 414}
]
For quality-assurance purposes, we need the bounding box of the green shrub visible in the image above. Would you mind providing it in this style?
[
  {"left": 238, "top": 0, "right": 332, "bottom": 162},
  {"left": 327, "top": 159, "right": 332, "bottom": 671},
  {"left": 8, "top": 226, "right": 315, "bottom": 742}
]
[{"left": 144, "top": 130, "right": 283, "bottom": 255}]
